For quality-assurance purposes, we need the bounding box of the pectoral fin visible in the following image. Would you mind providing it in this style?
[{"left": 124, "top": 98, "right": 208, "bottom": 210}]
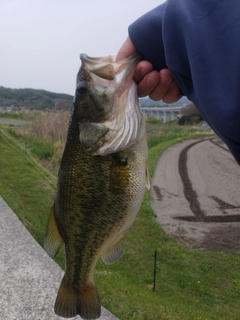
[
  {"left": 101, "top": 235, "right": 125, "bottom": 265},
  {"left": 44, "top": 204, "right": 63, "bottom": 258}
]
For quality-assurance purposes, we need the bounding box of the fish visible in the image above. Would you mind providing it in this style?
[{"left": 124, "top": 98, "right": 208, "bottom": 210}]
[{"left": 44, "top": 53, "right": 150, "bottom": 319}]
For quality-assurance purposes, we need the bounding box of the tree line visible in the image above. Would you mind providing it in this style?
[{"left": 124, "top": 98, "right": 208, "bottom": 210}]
[{"left": 0, "top": 86, "right": 73, "bottom": 110}]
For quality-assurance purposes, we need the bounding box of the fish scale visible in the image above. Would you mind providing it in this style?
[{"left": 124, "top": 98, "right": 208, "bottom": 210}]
[
  {"left": 44, "top": 53, "right": 149, "bottom": 319},
  {"left": 59, "top": 118, "right": 131, "bottom": 284}
]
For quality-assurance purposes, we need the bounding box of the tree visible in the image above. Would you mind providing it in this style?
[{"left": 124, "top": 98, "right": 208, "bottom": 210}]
[{"left": 178, "top": 103, "right": 203, "bottom": 125}]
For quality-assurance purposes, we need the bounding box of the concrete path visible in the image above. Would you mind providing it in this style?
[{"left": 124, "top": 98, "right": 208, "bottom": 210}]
[
  {"left": 0, "top": 196, "right": 118, "bottom": 320},
  {"left": 151, "top": 137, "right": 240, "bottom": 253}
]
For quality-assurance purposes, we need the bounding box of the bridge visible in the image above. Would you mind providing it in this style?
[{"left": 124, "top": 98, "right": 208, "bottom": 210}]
[{"left": 141, "top": 106, "right": 184, "bottom": 123}]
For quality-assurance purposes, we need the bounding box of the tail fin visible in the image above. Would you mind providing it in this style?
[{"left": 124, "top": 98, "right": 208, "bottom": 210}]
[{"left": 54, "top": 277, "right": 101, "bottom": 319}]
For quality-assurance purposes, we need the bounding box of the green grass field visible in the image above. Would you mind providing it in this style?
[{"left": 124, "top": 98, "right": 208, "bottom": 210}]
[{"left": 0, "top": 118, "right": 240, "bottom": 320}]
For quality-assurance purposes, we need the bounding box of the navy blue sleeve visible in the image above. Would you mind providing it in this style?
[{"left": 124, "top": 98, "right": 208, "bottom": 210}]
[
  {"left": 129, "top": 0, "right": 240, "bottom": 164},
  {"left": 128, "top": 4, "right": 167, "bottom": 71}
]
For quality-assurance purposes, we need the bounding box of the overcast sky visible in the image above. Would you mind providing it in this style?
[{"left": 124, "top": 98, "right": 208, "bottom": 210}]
[{"left": 0, "top": 0, "right": 165, "bottom": 95}]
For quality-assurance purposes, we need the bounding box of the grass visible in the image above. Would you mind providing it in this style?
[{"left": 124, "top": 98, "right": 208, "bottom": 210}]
[
  {"left": 0, "top": 109, "right": 36, "bottom": 121},
  {"left": 1, "top": 116, "right": 239, "bottom": 319},
  {"left": 0, "top": 133, "right": 55, "bottom": 244},
  {"left": 5, "top": 110, "right": 70, "bottom": 173},
  {"left": 0, "top": 111, "right": 26, "bottom": 120}
]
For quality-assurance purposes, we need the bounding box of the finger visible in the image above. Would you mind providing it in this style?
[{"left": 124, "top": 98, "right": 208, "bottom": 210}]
[
  {"left": 162, "top": 82, "right": 183, "bottom": 103},
  {"left": 159, "top": 69, "right": 182, "bottom": 103},
  {"left": 148, "top": 72, "right": 172, "bottom": 101},
  {"left": 149, "top": 69, "right": 182, "bottom": 102},
  {"left": 133, "top": 61, "right": 154, "bottom": 83},
  {"left": 137, "top": 70, "right": 160, "bottom": 97},
  {"left": 116, "top": 36, "right": 136, "bottom": 62}
]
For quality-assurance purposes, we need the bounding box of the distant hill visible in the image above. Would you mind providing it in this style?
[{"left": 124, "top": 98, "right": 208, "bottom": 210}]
[
  {"left": 140, "top": 96, "right": 191, "bottom": 108},
  {"left": 0, "top": 86, "right": 74, "bottom": 110},
  {"left": 0, "top": 86, "right": 191, "bottom": 111}
]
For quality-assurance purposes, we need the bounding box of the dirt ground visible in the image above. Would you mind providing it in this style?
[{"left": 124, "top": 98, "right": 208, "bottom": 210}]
[{"left": 151, "top": 137, "right": 240, "bottom": 254}]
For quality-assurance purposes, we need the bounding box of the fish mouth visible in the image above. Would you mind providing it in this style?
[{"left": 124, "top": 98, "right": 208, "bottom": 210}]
[
  {"left": 80, "top": 53, "right": 141, "bottom": 65},
  {"left": 80, "top": 54, "right": 116, "bottom": 64},
  {"left": 79, "top": 53, "right": 141, "bottom": 81}
]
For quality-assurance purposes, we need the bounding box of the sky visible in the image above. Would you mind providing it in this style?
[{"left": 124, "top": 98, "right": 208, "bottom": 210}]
[{"left": 0, "top": 0, "right": 165, "bottom": 96}]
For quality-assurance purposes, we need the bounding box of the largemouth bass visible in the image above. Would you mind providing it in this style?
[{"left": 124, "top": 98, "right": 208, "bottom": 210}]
[{"left": 44, "top": 53, "right": 149, "bottom": 319}]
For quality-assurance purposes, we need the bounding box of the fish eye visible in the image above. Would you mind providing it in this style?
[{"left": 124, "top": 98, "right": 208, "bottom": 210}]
[{"left": 76, "top": 83, "right": 87, "bottom": 95}]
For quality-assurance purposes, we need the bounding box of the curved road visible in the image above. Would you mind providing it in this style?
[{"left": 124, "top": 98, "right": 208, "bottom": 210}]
[{"left": 151, "top": 137, "right": 240, "bottom": 253}]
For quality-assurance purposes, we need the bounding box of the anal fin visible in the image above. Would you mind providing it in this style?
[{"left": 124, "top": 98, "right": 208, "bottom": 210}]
[
  {"left": 44, "top": 203, "right": 63, "bottom": 258},
  {"left": 101, "top": 235, "right": 125, "bottom": 265}
]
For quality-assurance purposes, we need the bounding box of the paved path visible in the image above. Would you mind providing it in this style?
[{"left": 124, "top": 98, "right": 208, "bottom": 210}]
[
  {"left": 151, "top": 137, "right": 240, "bottom": 253},
  {"left": 0, "top": 196, "right": 118, "bottom": 320}
]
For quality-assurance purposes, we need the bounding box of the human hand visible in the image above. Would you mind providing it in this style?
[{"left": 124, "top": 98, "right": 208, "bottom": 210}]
[{"left": 116, "top": 36, "right": 182, "bottom": 103}]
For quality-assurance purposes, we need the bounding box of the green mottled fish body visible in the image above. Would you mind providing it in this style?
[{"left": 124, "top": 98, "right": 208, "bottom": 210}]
[{"left": 44, "top": 53, "right": 149, "bottom": 319}]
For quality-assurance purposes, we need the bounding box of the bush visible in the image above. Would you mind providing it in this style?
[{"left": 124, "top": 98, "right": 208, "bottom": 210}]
[{"left": 178, "top": 103, "right": 203, "bottom": 125}]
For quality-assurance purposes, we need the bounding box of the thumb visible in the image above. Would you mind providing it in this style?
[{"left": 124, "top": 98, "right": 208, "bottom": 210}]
[{"left": 116, "top": 36, "right": 136, "bottom": 62}]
